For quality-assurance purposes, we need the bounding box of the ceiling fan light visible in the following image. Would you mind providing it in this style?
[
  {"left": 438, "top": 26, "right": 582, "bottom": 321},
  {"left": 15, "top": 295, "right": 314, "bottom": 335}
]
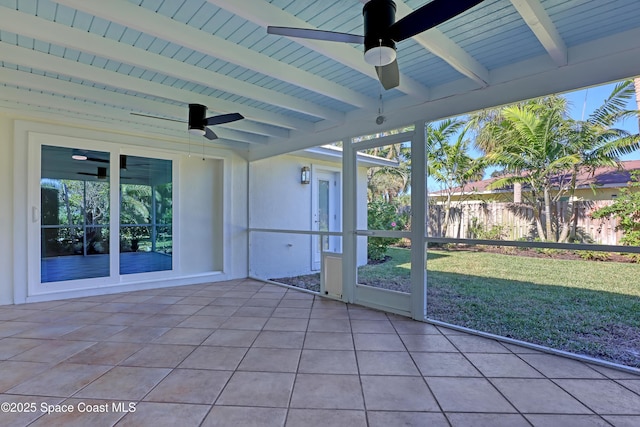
[
  {"left": 72, "top": 154, "right": 88, "bottom": 161},
  {"left": 364, "top": 45, "right": 396, "bottom": 66},
  {"left": 188, "top": 127, "right": 206, "bottom": 136}
]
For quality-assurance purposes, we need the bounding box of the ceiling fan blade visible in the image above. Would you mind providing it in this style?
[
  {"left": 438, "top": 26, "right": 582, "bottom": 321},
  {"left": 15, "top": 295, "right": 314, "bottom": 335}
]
[
  {"left": 376, "top": 59, "right": 400, "bottom": 90},
  {"left": 388, "top": 0, "right": 485, "bottom": 42},
  {"left": 268, "top": 26, "right": 364, "bottom": 44},
  {"left": 130, "top": 112, "right": 186, "bottom": 123},
  {"left": 204, "top": 112, "right": 244, "bottom": 126},
  {"left": 204, "top": 128, "right": 218, "bottom": 140}
]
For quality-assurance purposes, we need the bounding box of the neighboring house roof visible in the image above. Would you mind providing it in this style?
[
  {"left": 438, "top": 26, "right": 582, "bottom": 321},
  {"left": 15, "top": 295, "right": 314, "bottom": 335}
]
[{"left": 429, "top": 160, "right": 640, "bottom": 197}]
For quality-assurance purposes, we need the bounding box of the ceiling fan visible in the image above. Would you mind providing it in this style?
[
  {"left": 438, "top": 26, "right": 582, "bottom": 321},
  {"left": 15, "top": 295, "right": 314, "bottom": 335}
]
[
  {"left": 267, "top": 0, "right": 484, "bottom": 90},
  {"left": 131, "top": 104, "right": 244, "bottom": 140}
]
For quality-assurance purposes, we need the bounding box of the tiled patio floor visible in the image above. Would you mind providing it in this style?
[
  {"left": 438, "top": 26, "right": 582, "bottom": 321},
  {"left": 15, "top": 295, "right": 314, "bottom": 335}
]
[{"left": 1, "top": 279, "right": 639, "bottom": 427}]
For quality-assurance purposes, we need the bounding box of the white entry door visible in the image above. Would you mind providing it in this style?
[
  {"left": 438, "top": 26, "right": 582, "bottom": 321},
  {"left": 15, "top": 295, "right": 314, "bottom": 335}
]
[{"left": 312, "top": 170, "right": 340, "bottom": 270}]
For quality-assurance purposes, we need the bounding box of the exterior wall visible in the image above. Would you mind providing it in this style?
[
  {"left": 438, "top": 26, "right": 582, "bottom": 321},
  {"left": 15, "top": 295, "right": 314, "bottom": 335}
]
[
  {"left": 249, "top": 153, "right": 368, "bottom": 280},
  {"left": 0, "top": 116, "right": 14, "bottom": 305},
  {"left": 0, "top": 113, "right": 248, "bottom": 304}
]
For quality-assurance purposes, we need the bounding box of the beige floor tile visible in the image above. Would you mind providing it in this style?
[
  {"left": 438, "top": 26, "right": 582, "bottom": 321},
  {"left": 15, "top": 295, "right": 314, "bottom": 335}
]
[
  {"left": 263, "top": 317, "right": 308, "bottom": 331},
  {"left": 210, "top": 297, "right": 249, "bottom": 307},
  {"left": 158, "top": 304, "right": 203, "bottom": 315},
  {"left": 60, "top": 324, "right": 126, "bottom": 341},
  {"left": 202, "top": 406, "right": 287, "bottom": 427},
  {"left": 237, "top": 347, "right": 301, "bottom": 372},
  {"left": 7, "top": 363, "right": 111, "bottom": 397},
  {"left": 95, "top": 312, "right": 153, "bottom": 326},
  {"left": 519, "top": 353, "right": 606, "bottom": 378},
  {"left": 115, "top": 402, "right": 210, "bottom": 427},
  {"left": 447, "top": 413, "right": 531, "bottom": 427},
  {"left": 252, "top": 330, "right": 305, "bottom": 349},
  {"left": 65, "top": 341, "right": 143, "bottom": 365},
  {"left": 176, "top": 315, "right": 227, "bottom": 329},
  {"left": 427, "top": 377, "right": 516, "bottom": 413},
  {"left": 347, "top": 307, "right": 389, "bottom": 320},
  {"left": 400, "top": 334, "right": 458, "bottom": 352},
  {"left": 491, "top": 378, "right": 592, "bottom": 414},
  {"left": 121, "top": 344, "right": 196, "bottom": 368},
  {"left": 277, "top": 299, "right": 313, "bottom": 308},
  {"left": 232, "top": 306, "right": 275, "bottom": 317},
  {"left": 74, "top": 366, "right": 170, "bottom": 400},
  {"left": 290, "top": 374, "right": 364, "bottom": 410},
  {"left": 357, "top": 351, "right": 420, "bottom": 376},
  {"left": 390, "top": 320, "right": 441, "bottom": 335},
  {"left": 602, "top": 415, "right": 640, "bottom": 427},
  {"left": 244, "top": 298, "right": 281, "bottom": 308},
  {"left": 286, "top": 409, "right": 367, "bottom": 427},
  {"left": 525, "top": 414, "right": 611, "bottom": 427},
  {"left": 28, "top": 399, "right": 127, "bottom": 427},
  {"left": 196, "top": 305, "right": 239, "bottom": 317},
  {"left": 368, "top": 411, "right": 450, "bottom": 427},
  {"left": 151, "top": 327, "right": 213, "bottom": 345},
  {"left": 219, "top": 316, "right": 268, "bottom": 331},
  {"left": 0, "top": 337, "right": 47, "bottom": 359},
  {"left": 104, "top": 326, "right": 170, "bottom": 343},
  {"left": 0, "top": 361, "right": 52, "bottom": 393},
  {"left": 350, "top": 319, "right": 395, "bottom": 334},
  {"left": 144, "top": 369, "right": 232, "bottom": 404},
  {"left": 0, "top": 394, "right": 64, "bottom": 427},
  {"left": 202, "top": 329, "right": 259, "bottom": 347},
  {"left": 554, "top": 379, "right": 640, "bottom": 414},
  {"left": 304, "top": 332, "right": 354, "bottom": 350},
  {"left": 179, "top": 346, "right": 247, "bottom": 370},
  {"left": 310, "top": 308, "right": 349, "bottom": 319},
  {"left": 298, "top": 349, "right": 358, "bottom": 374},
  {"left": 0, "top": 321, "right": 42, "bottom": 338},
  {"left": 361, "top": 375, "right": 439, "bottom": 411},
  {"left": 272, "top": 307, "right": 311, "bottom": 318},
  {"left": 446, "top": 335, "right": 510, "bottom": 353},
  {"left": 412, "top": 352, "right": 482, "bottom": 377},
  {"left": 135, "top": 314, "right": 189, "bottom": 327},
  {"left": 10, "top": 339, "right": 96, "bottom": 364},
  {"left": 217, "top": 371, "right": 295, "bottom": 407},
  {"left": 466, "top": 353, "right": 544, "bottom": 378},
  {"left": 353, "top": 333, "right": 405, "bottom": 351},
  {"left": 307, "top": 318, "right": 351, "bottom": 333}
]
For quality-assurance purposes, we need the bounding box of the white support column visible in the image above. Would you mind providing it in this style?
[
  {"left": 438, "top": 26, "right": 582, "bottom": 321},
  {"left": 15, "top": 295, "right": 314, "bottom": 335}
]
[
  {"left": 410, "top": 121, "right": 427, "bottom": 320},
  {"left": 341, "top": 138, "right": 357, "bottom": 304}
]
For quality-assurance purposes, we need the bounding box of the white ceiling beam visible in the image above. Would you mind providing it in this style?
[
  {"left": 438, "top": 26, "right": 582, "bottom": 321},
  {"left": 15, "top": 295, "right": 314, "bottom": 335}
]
[
  {"left": 52, "top": 0, "right": 374, "bottom": 110},
  {"left": 206, "top": 0, "right": 431, "bottom": 100},
  {"left": 0, "top": 86, "right": 253, "bottom": 147},
  {"left": 0, "top": 69, "right": 267, "bottom": 144},
  {"left": 0, "top": 67, "right": 283, "bottom": 139},
  {"left": 1, "top": 8, "right": 342, "bottom": 122},
  {"left": 510, "top": 0, "right": 567, "bottom": 66},
  {"left": 0, "top": 42, "right": 306, "bottom": 133},
  {"left": 393, "top": 1, "right": 490, "bottom": 87}
]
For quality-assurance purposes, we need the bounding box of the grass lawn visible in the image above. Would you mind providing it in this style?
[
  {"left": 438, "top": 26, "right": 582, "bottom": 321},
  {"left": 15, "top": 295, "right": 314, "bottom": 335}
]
[{"left": 357, "top": 247, "right": 640, "bottom": 368}]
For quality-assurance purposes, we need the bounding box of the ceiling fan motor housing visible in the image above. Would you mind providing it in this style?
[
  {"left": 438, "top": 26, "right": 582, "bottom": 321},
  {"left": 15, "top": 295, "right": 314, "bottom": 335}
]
[
  {"left": 188, "top": 103, "right": 207, "bottom": 136},
  {"left": 363, "top": 0, "right": 397, "bottom": 66}
]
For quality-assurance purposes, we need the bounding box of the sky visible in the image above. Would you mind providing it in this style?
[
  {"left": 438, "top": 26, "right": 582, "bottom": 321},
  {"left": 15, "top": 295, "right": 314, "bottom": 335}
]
[{"left": 425, "top": 80, "right": 640, "bottom": 190}]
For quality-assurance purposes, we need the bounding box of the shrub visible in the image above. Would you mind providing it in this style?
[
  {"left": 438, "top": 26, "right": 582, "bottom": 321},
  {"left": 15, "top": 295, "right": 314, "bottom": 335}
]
[
  {"left": 591, "top": 171, "right": 640, "bottom": 262},
  {"left": 367, "top": 199, "right": 406, "bottom": 261}
]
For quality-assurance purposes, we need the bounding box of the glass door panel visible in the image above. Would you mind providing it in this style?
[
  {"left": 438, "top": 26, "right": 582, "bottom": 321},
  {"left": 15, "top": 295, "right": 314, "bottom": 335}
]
[{"left": 40, "top": 145, "right": 110, "bottom": 282}]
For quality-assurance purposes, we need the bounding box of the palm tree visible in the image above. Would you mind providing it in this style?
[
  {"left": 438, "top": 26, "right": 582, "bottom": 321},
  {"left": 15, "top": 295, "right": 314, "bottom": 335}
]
[
  {"left": 427, "top": 119, "right": 485, "bottom": 237},
  {"left": 480, "top": 97, "right": 579, "bottom": 241},
  {"left": 559, "top": 80, "right": 640, "bottom": 241}
]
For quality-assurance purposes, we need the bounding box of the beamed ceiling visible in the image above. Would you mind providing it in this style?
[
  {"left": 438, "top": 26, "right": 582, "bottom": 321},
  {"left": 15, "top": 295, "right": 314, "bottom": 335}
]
[{"left": 1, "top": 0, "right": 640, "bottom": 160}]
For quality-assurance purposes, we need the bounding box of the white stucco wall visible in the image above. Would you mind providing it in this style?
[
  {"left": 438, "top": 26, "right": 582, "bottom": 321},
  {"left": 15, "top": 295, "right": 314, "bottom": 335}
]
[
  {"left": 0, "top": 116, "right": 15, "bottom": 305},
  {"left": 248, "top": 153, "right": 369, "bottom": 279},
  {"left": 0, "top": 113, "right": 248, "bottom": 304}
]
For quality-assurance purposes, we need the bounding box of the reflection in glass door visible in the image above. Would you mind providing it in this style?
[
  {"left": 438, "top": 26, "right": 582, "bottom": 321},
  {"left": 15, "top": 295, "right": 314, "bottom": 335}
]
[
  {"left": 40, "top": 145, "right": 110, "bottom": 282},
  {"left": 119, "top": 155, "right": 172, "bottom": 275}
]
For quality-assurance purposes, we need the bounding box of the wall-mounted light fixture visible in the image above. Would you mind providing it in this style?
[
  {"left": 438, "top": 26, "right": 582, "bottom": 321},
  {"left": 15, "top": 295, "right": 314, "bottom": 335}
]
[{"left": 301, "top": 166, "right": 310, "bottom": 184}]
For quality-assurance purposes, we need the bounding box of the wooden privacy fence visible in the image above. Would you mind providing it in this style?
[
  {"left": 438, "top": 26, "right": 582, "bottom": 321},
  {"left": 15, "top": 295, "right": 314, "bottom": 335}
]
[{"left": 427, "top": 200, "right": 622, "bottom": 244}]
